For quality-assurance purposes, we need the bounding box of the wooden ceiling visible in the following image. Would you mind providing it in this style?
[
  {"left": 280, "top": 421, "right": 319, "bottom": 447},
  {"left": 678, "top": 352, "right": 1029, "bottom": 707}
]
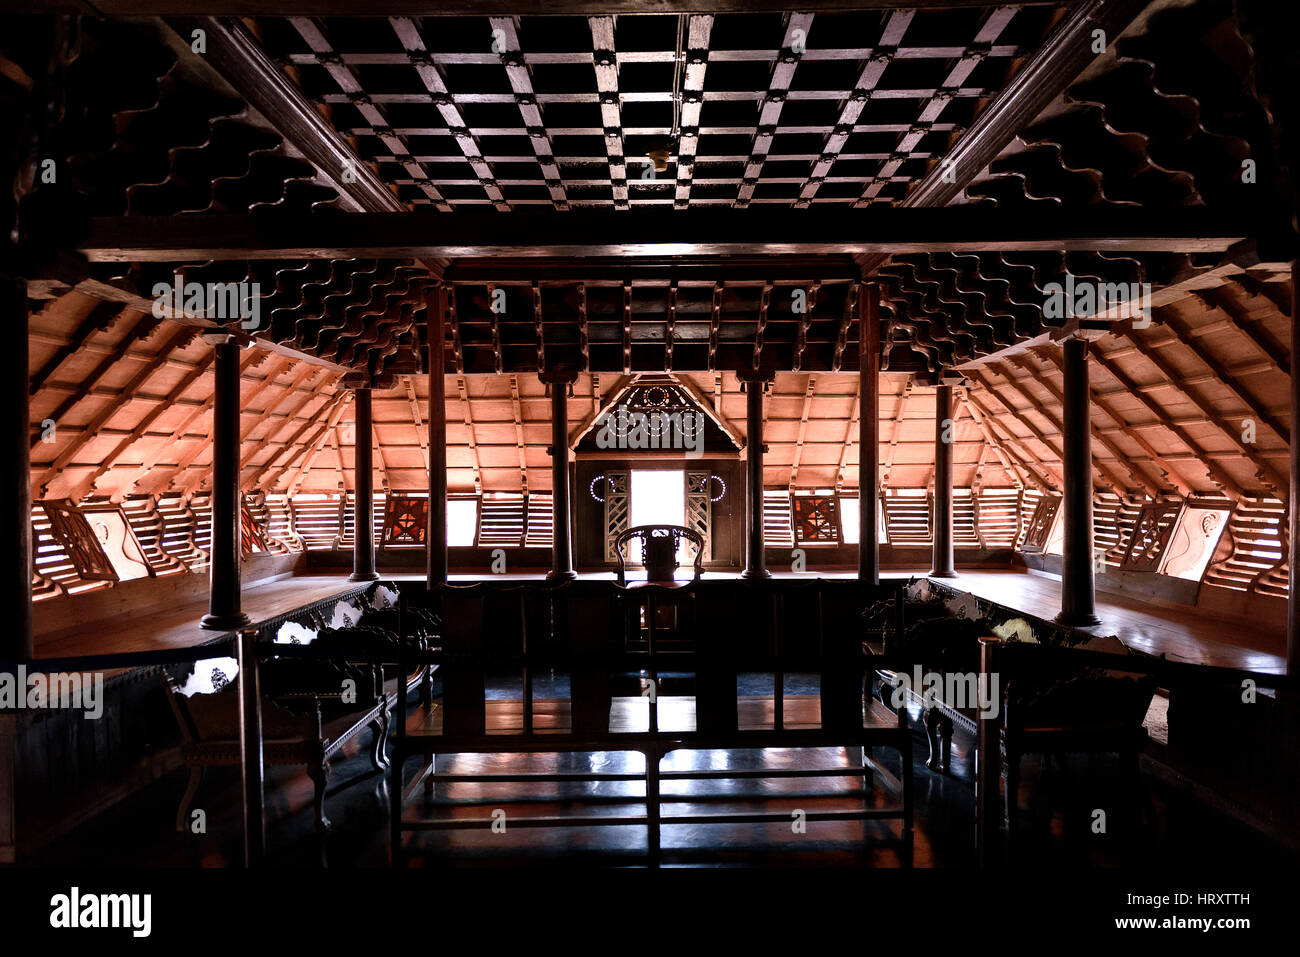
[
  {"left": 5, "top": 1, "right": 1297, "bottom": 510},
  {"left": 27, "top": 265, "right": 1290, "bottom": 500}
]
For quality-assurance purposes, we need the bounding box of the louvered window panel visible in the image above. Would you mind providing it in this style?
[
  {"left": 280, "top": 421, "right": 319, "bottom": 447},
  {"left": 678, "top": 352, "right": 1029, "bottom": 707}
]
[
  {"left": 478, "top": 493, "right": 527, "bottom": 547},
  {"left": 763, "top": 489, "right": 795, "bottom": 547}
]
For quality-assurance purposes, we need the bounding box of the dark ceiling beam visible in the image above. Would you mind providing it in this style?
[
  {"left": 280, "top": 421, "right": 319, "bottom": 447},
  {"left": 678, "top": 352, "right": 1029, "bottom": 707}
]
[
  {"left": 856, "top": 0, "right": 1150, "bottom": 274},
  {"left": 38, "top": 1, "right": 1054, "bottom": 14},
  {"left": 444, "top": 258, "right": 860, "bottom": 283},
  {"left": 168, "top": 16, "right": 401, "bottom": 216},
  {"left": 71, "top": 208, "right": 1269, "bottom": 262}
]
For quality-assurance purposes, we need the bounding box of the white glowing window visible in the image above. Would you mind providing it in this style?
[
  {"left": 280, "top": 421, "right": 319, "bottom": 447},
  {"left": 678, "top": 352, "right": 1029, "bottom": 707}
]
[
  {"left": 629, "top": 470, "right": 686, "bottom": 564},
  {"left": 447, "top": 499, "right": 478, "bottom": 547},
  {"left": 840, "top": 497, "right": 860, "bottom": 544}
]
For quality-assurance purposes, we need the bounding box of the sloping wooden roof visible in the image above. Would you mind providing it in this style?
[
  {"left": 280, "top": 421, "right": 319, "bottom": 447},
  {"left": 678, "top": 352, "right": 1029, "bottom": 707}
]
[{"left": 7, "top": 0, "right": 1297, "bottom": 514}]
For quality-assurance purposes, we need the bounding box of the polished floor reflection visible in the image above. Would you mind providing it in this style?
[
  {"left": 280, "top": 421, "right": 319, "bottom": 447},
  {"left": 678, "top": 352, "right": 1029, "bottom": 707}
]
[{"left": 29, "top": 678, "right": 1295, "bottom": 869}]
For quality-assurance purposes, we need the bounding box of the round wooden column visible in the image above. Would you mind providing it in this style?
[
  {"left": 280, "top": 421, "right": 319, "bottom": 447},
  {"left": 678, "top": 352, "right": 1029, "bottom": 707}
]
[
  {"left": 427, "top": 287, "right": 448, "bottom": 588},
  {"left": 738, "top": 369, "right": 772, "bottom": 580},
  {"left": 931, "top": 384, "right": 957, "bottom": 578},
  {"left": 1289, "top": 260, "right": 1299, "bottom": 678},
  {"left": 3, "top": 277, "right": 33, "bottom": 658},
  {"left": 350, "top": 387, "right": 379, "bottom": 582},
  {"left": 1057, "top": 336, "right": 1101, "bottom": 626},
  {"left": 858, "top": 283, "right": 880, "bottom": 584},
  {"left": 542, "top": 369, "right": 578, "bottom": 581},
  {"left": 201, "top": 336, "right": 251, "bottom": 630}
]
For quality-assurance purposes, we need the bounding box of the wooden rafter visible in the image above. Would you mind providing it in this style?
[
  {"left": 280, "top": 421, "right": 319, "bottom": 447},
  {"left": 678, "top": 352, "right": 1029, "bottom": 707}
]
[
  {"left": 251, "top": 390, "right": 348, "bottom": 493},
  {"left": 283, "top": 392, "right": 353, "bottom": 497},
  {"left": 971, "top": 366, "right": 1110, "bottom": 490},
  {"left": 1115, "top": 328, "right": 1286, "bottom": 491},
  {"left": 831, "top": 282, "right": 859, "bottom": 372},
  {"left": 1086, "top": 345, "right": 1248, "bottom": 498},
  {"left": 509, "top": 373, "right": 529, "bottom": 494},
  {"left": 33, "top": 312, "right": 162, "bottom": 450},
  {"left": 791, "top": 280, "right": 820, "bottom": 373},
  {"left": 880, "top": 378, "right": 910, "bottom": 489},
  {"left": 708, "top": 282, "right": 722, "bottom": 371},
  {"left": 29, "top": 301, "right": 124, "bottom": 396},
  {"left": 960, "top": 392, "right": 1036, "bottom": 492},
  {"left": 664, "top": 280, "right": 677, "bottom": 373},
  {"left": 237, "top": 364, "right": 333, "bottom": 479},
  {"left": 74, "top": 350, "right": 219, "bottom": 500},
  {"left": 405, "top": 374, "right": 431, "bottom": 475},
  {"left": 1033, "top": 347, "right": 1192, "bottom": 497},
  {"left": 1146, "top": 308, "right": 1290, "bottom": 447},
  {"left": 532, "top": 280, "right": 545, "bottom": 373},
  {"left": 37, "top": 324, "right": 197, "bottom": 493},
  {"left": 997, "top": 357, "right": 1156, "bottom": 496},
  {"left": 753, "top": 281, "right": 772, "bottom": 370},
  {"left": 788, "top": 374, "right": 816, "bottom": 486},
  {"left": 621, "top": 281, "right": 632, "bottom": 374},
  {"left": 963, "top": 386, "right": 1061, "bottom": 489},
  {"left": 456, "top": 376, "right": 482, "bottom": 494}
]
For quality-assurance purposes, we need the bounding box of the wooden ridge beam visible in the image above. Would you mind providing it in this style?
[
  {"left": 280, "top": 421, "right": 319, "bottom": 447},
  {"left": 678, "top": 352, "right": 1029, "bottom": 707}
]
[
  {"left": 71, "top": 207, "right": 1268, "bottom": 262},
  {"left": 44, "top": 1, "right": 1038, "bottom": 13},
  {"left": 856, "top": 0, "right": 1153, "bottom": 275}
]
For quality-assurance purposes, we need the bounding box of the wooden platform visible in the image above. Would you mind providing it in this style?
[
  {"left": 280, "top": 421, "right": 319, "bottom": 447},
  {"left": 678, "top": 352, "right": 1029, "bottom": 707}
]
[
  {"left": 32, "top": 573, "right": 372, "bottom": 661},
  {"left": 29, "top": 566, "right": 1285, "bottom": 674}
]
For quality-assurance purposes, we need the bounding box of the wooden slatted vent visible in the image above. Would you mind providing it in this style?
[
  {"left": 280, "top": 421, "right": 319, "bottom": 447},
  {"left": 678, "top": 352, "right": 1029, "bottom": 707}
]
[
  {"left": 882, "top": 490, "right": 932, "bottom": 545},
  {"left": 763, "top": 490, "right": 795, "bottom": 547},
  {"left": 289, "top": 494, "right": 345, "bottom": 550},
  {"left": 1205, "top": 495, "right": 1287, "bottom": 595},
  {"left": 478, "top": 493, "right": 528, "bottom": 547},
  {"left": 156, "top": 493, "right": 209, "bottom": 571},
  {"left": 122, "top": 495, "right": 188, "bottom": 574},
  {"left": 974, "top": 488, "right": 1021, "bottom": 547},
  {"left": 524, "top": 495, "right": 554, "bottom": 549}
]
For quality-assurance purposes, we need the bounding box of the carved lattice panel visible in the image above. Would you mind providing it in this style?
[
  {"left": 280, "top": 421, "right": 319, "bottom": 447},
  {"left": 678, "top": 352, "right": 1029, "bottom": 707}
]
[
  {"left": 1121, "top": 502, "right": 1184, "bottom": 572},
  {"left": 1021, "top": 496, "right": 1061, "bottom": 554},
  {"left": 603, "top": 471, "right": 630, "bottom": 563},
  {"left": 82, "top": 505, "right": 153, "bottom": 581},
  {"left": 381, "top": 495, "right": 429, "bottom": 546},
  {"left": 41, "top": 500, "right": 117, "bottom": 582},
  {"left": 685, "top": 471, "right": 711, "bottom": 562},
  {"left": 793, "top": 495, "right": 840, "bottom": 544}
]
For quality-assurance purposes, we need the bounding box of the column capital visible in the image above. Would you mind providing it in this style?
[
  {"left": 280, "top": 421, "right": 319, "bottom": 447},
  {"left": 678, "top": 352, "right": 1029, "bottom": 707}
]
[
  {"left": 735, "top": 366, "right": 776, "bottom": 385},
  {"left": 539, "top": 366, "right": 580, "bottom": 385}
]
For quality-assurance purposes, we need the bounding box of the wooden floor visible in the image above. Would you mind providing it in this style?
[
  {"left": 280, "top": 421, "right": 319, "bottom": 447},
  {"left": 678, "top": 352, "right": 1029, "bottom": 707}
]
[{"left": 31, "top": 565, "right": 1285, "bottom": 674}]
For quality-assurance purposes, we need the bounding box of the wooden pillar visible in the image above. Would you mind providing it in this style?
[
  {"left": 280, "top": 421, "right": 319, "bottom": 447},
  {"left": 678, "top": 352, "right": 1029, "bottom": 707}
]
[
  {"left": 1289, "top": 261, "right": 1299, "bottom": 678},
  {"left": 542, "top": 368, "right": 578, "bottom": 581},
  {"left": 350, "top": 387, "right": 379, "bottom": 582},
  {"left": 931, "top": 384, "right": 957, "bottom": 578},
  {"left": 201, "top": 336, "right": 251, "bottom": 630},
  {"left": 2, "top": 277, "right": 33, "bottom": 659},
  {"left": 1057, "top": 337, "right": 1100, "bottom": 626},
  {"left": 427, "top": 287, "right": 448, "bottom": 588},
  {"left": 858, "top": 283, "right": 880, "bottom": 584},
  {"left": 739, "top": 369, "right": 772, "bottom": 580}
]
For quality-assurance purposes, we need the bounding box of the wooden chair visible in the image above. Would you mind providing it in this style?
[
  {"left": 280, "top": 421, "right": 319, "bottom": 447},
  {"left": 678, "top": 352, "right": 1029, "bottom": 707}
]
[{"left": 614, "top": 525, "right": 704, "bottom": 584}]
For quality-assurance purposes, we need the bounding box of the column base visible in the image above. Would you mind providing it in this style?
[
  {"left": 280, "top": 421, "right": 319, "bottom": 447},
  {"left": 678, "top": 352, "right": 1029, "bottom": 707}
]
[
  {"left": 1055, "top": 610, "right": 1102, "bottom": 627},
  {"left": 200, "top": 612, "right": 253, "bottom": 631},
  {"left": 348, "top": 571, "right": 380, "bottom": 582},
  {"left": 740, "top": 568, "right": 772, "bottom": 580},
  {"left": 546, "top": 569, "right": 578, "bottom": 582},
  {"left": 929, "top": 569, "right": 959, "bottom": 579}
]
